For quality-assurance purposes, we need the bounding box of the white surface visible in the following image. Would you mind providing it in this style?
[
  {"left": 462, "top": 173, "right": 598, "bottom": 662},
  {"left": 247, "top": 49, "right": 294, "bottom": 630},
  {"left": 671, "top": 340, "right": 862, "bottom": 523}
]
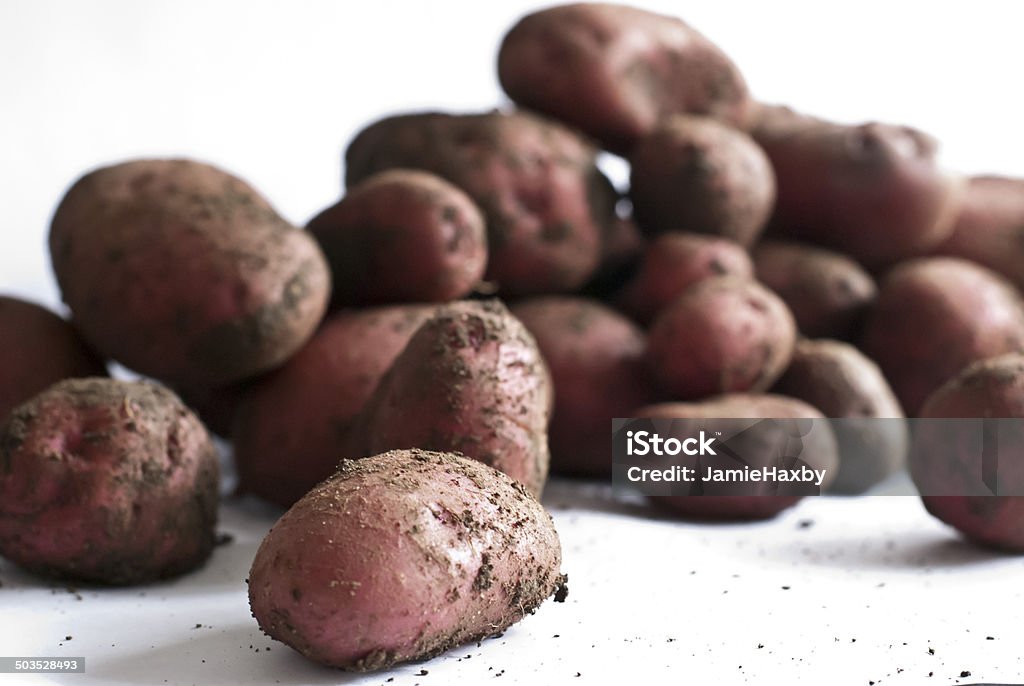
[{"left": 3, "top": 2, "right": 1024, "bottom": 685}]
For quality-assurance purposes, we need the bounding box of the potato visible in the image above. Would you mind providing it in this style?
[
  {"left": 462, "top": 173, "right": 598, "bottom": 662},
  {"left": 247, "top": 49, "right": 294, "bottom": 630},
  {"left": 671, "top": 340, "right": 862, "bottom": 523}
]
[
  {"left": 614, "top": 233, "right": 753, "bottom": 325},
  {"left": 307, "top": 170, "right": 487, "bottom": 307},
  {"left": 752, "top": 105, "right": 963, "bottom": 266},
  {"left": 248, "top": 449, "right": 567, "bottom": 670},
  {"left": 646, "top": 276, "right": 796, "bottom": 399},
  {"left": 931, "top": 176, "right": 1024, "bottom": 290},
  {"left": 49, "top": 159, "right": 331, "bottom": 389},
  {"left": 497, "top": 3, "right": 752, "bottom": 153},
  {"left": 629, "top": 116, "right": 775, "bottom": 246},
  {"left": 511, "top": 297, "right": 657, "bottom": 477},
  {"left": 232, "top": 304, "right": 436, "bottom": 507},
  {"left": 773, "top": 339, "right": 907, "bottom": 493},
  {"left": 633, "top": 394, "right": 838, "bottom": 520},
  {"left": 0, "top": 378, "right": 219, "bottom": 584},
  {"left": 752, "top": 240, "right": 877, "bottom": 341},
  {"left": 350, "top": 300, "right": 552, "bottom": 497},
  {"left": 0, "top": 295, "right": 106, "bottom": 421},
  {"left": 344, "top": 110, "right": 616, "bottom": 296},
  {"left": 861, "top": 258, "right": 1024, "bottom": 416},
  {"left": 911, "top": 354, "right": 1024, "bottom": 551}
]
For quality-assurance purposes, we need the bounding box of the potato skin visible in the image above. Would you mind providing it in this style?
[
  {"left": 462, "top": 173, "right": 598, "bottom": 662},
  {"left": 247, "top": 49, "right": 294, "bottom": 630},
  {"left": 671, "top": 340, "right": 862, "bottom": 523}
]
[
  {"left": 0, "top": 296, "right": 107, "bottom": 421},
  {"left": 773, "top": 339, "right": 907, "bottom": 494},
  {"left": 511, "top": 297, "right": 657, "bottom": 477},
  {"left": 614, "top": 233, "right": 753, "bottom": 325},
  {"left": 232, "top": 304, "right": 437, "bottom": 507},
  {"left": 351, "top": 300, "right": 552, "bottom": 497},
  {"left": 344, "top": 110, "right": 616, "bottom": 296},
  {"left": 911, "top": 355, "right": 1024, "bottom": 550},
  {"left": 646, "top": 277, "right": 796, "bottom": 398},
  {"left": 630, "top": 116, "right": 775, "bottom": 246},
  {"left": 49, "top": 159, "right": 331, "bottom": 389},
  {"left": 497, "top": 3, "right": 752, "bottom": 153},
  {"left": 931, "top": 176, "right": 1024, "bottom": 290},
  {"left": 861, "top": 258, "right": 1024, "bottom": 416},
  {"left": 752, "top": 105, "right": 962, "bottom": 266},
  {"left": 248, "top": 449, "right": 566, "bottom": 670},
  {"left": 752, "top": 240, "right": 877, "bottom": 341},
  {"left": 308, "top": 170, "right": 486, "bottom": 308},
  {"left": 0, "top": 378, "right": 219, "bottom": 584},
  {"left": 634, "top": 394, "right": 838, "bottom": 519}
]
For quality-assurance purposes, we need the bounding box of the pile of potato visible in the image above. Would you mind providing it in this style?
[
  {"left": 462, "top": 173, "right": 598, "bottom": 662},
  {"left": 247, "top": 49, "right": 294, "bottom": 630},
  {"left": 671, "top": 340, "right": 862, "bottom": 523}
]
[{"left": 2, "top": 0, "right": 1024, "bottom": 673}]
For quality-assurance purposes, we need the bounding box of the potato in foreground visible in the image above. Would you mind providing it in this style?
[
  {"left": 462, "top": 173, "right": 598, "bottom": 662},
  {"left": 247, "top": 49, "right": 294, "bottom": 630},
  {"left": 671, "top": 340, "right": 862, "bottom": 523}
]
[
  {"left": 0, "top": 378, "right": 219, "bottom": 584},
  {"left": 248, "top": 449, "right": 567, "bottom": 671}
]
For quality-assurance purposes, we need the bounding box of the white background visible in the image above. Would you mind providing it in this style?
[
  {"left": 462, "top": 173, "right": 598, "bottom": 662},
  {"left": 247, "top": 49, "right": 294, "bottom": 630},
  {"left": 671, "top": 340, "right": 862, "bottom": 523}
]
[{"left": 2, "top": 1, "right": 1024, "bottom": 685}]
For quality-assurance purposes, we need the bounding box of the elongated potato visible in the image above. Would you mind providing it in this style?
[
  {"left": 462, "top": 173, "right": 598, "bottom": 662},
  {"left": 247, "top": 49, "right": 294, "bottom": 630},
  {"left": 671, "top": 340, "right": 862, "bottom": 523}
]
[
  {"left": 634, "top": 394, "right": 838, "bottom": 519},
  {"left": 630, "top": 116, "right": 775, "bottom": 246},
  {"left": 350, "top": 300, "right": 552, "bottom": 497},
  {"left": 307, "top": 170, "right": 487, "bottom": 307},
  {"left": 498, "top": 3, "right": 752, "bottom": 153},
  {"left": 0, "top": 295, "right": 106, "bottom": 421},
  {"left": 753, "top": 240, "right": 877, "bottom": 341},
  {"left": 49, "top": 159, "right": 331, "bottom": 389},
  {"left": 861, "top": 258, "right": 1024, "bottom": 416},
  {"left": 345, "top": 111, "right": 616, "bottom": 296},
  {"left": 0, "top": 378, "right": 219, "bottom": 584},
  {"left": 753, "top": 105, "right": 962, "bottom": 266},
  {"left": 232, "top": 304, "right": 436, "bottom": 507},
  {"left": 646, "top": 277, "right": 796, "bottom": 398},
  {"left": 249, "top": 449, "right": 567, "bottom": 670}
]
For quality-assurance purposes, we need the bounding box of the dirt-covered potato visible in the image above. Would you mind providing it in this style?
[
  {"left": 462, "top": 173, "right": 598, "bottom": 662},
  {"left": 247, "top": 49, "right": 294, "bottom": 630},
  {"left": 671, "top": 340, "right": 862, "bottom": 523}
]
[
  {"left": 0, "top": 295, "right": 106, "bottom": 421},
  {"left": 0, "top": 378, "right": 219, "bottom": 584},
  {"left": 497, "top": 3, "right": 752, "bottom": 153},
  {"left": 752, "top": 105, "right": 963, "bottom": 266},
  {"left": 931, "top": 176, "right": 1024, "bottom": 291},
  {"left": 49, "top": 159, "right": 331, "bottom": 389},
  {"left": 646, "top": 277, "right": 796, "bottom": 399},
  {"left": 634, "top": 394, "right": 838, "bottom": 520},
  {"left": 752, "top": 240, "right": 877, "bottom": 341},
  {"left": 350, "top": 301, "right": 552, "bottom": 497},
  {"left": 630, "top": 116, "right": 775, "bottom": 246},
  {"left": 248, "top": 449, "right": 567, "bottom": 670},
  {"left": 512, "top": 297, "right": 657, "bottom": 477},
  {"left": 344, "top": 110, "right": 617, "bottom": 296},
  {"left": 911, "top": 354, "right": 1024, "bottom": 551},
  {"left": 861, "top": 258, "right": 1024, "bottom": 416},
  {"left": 232, "top": 304, "right": 437, "bottom": 507},
  {"left": 773, "top": 339, "right": 907, "bottom": 493},
  {"left": 614, "top": 233, "right": 753, "bottom": 325},
  {"left": 307, "top": 170, "right": 487, "bottom": 308}
]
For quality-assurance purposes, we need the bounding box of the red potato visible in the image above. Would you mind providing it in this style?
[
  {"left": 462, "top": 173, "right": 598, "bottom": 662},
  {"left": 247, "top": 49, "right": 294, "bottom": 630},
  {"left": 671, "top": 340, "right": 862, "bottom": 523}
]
[
  {"left": 911, "top": 355, "right": 1024, "bottom": 551},
  {"left": 350, "top": 300, "right": 552, "bottom": 497},
  {"left": 861, "top": 258, "right": 1024, "bottom": 416},
  {"left": 49, "top": 159, "right": 331, "bottom": 389},
  {"left": 634, "top": 394, "right": 838, "bottom": 520},
  {"left": 249, "top": 449, "right": 566, "bottom": 671},
  {"left": 307, "top": 170, "right": 487, "bottom": 308},
  {"left": 646, "top": 277, "right": 796, "bottom": 399},
  {"left": 0, "top": 378, "right": 219, "bottom": 584},
  {"left": 511, "top": 297, "right": 658, "bottom": 477},
  {"left": 344, "top": 110, "right": 617, "bottom": 296},
  {"left": 232, "top": 304, "right": 437, "bottom": 507},
  {"left": 772, "top": 339, "right": 907, "bottom": 494},
  {"left": 752, "top": 105, "right": 963, "bottom": 266},
  {"left": 614, "top": 233, "right": 753, "bottom": 325},
  {"left": 629, "top": 116, "right": 775, "bottom": 246},
  {"left": 497, "top": 3, "right": 752, "bottom": 153},
  {"left": 752, "top": 240, "right": 877, "bottom": 341},
  {"left": 931, "top": 176, "right": 1024, "bottom": 291},
  {"left": 0, "top": 295, "right": 106, "bottom": 421}
]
